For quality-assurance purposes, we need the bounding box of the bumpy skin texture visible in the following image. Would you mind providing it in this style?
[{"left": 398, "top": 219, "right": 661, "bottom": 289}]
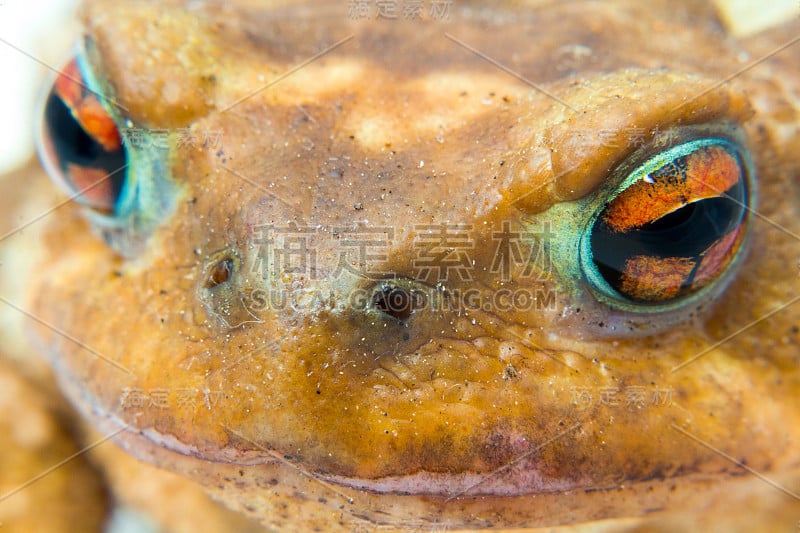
[
  {"left": 0, "top": 358, "right": 108, "bottom": 532},
  {"left": 26, "top": 0, "right": 800, "bottom": 530}
]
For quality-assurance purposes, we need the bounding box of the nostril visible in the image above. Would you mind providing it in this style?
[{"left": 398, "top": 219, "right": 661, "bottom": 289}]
[
  {"left": 373, "top": 285, "right": 413, "bottom": 322},
  {"left": 205, "top": 257, "right": 234, "bottom": 288}
]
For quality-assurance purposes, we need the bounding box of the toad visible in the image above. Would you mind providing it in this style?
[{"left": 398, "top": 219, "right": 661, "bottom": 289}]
[{"left": 21, "top": 0, "right": 800, "bottom": 530}]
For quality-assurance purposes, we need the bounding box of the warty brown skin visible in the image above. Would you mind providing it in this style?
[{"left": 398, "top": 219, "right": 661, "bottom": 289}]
[{"left": 22, "top": 0, "right": 800, "bottom": 530}]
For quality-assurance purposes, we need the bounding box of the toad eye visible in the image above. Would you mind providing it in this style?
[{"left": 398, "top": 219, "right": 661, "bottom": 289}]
[
  {"left": 580, "top": 139, "right": 751, "bottom": 310},
  {"left": 36, "top": 55, "right": 128, "bottom": 214}
]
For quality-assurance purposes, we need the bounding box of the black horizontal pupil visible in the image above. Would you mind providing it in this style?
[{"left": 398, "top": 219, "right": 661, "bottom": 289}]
[
  {"left": 47, "top": 93, "right": 97, "bottom": 162},
  {"left": 44, "top": 91, "right": 127, "bottom": 207},
  {"left": 591, "top": 181, "right": 745, "bottom": 296},
  {"left": 642, "top": 202, "right": 696, "bottom": 232}
]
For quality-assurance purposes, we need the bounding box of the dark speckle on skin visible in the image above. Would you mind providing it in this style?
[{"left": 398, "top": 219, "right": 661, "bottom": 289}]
[{"left": 24, "top": 0, "right": 800, "bottom": 531}]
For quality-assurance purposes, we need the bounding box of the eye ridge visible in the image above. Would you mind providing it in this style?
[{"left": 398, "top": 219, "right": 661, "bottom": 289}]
[{"left": 593, "top": 193, "right": 743, "bottom": 261}]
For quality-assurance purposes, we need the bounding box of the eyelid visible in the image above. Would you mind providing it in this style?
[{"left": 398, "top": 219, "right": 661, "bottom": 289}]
[
  {"left": 505, "top": 69, "right": 754, "bottom": 216},
  {"left": 524, "top": 124, "right": 755, "bottom": 337}
]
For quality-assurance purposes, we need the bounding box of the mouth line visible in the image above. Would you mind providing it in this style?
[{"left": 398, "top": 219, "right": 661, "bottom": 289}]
[
  {"left": 103, "top": 416, "right": 760, "bottom": 499},
  {"left": 111, "top": 417, "right": 617, "bottom": 498},
  {"left": 55, "top": 352, "right": 798, "bottom": 504}
]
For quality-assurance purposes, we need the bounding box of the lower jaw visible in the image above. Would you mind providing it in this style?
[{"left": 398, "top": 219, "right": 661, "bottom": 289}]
[{"left": 56, "top": 372, "right": 800, "bottom": 531}]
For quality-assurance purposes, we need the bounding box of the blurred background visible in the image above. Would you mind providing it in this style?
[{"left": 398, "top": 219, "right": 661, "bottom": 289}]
[{"left": 0, "top": 0, "right": 78, "bottom": 175}]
